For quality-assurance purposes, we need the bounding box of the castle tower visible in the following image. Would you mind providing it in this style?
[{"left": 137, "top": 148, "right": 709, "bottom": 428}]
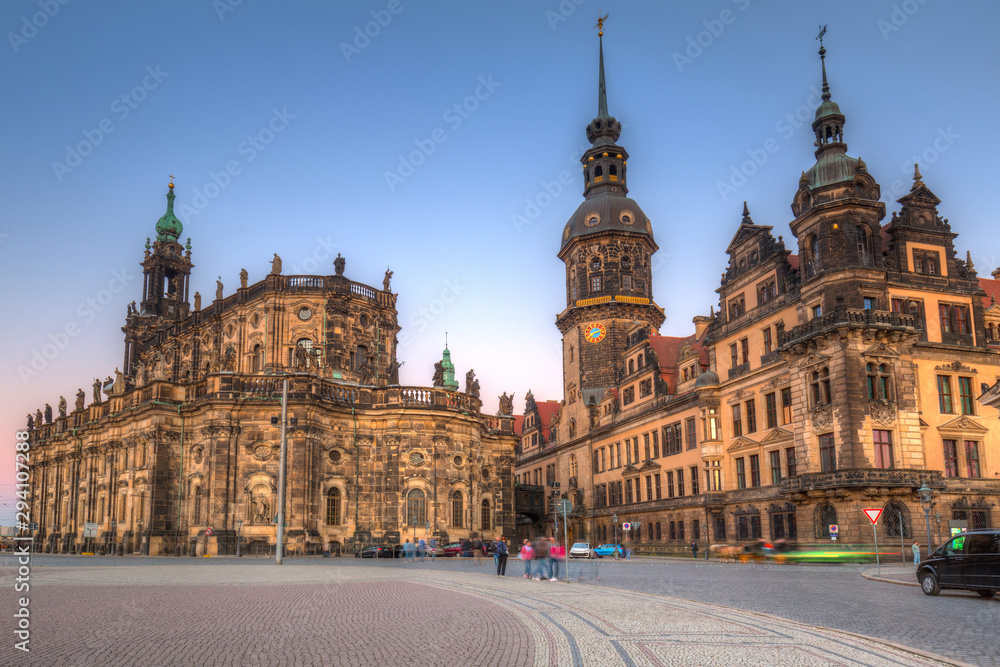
[{"left": 555, "top": 18, "right": 664, "bottom": 435}]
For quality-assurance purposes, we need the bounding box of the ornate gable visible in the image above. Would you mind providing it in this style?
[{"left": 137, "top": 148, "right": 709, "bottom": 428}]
[
  {"left": 726, "top": 436, "right": 759, "bottom": 453},
  {"left": 759, "top": 427, "right": 793, "bottom": 445},
  {"left": 937, "top": 415, "right": 989, "bottom": 434},
  {"left": 861, "top": 343, "right": 900, "bottom": 358}
]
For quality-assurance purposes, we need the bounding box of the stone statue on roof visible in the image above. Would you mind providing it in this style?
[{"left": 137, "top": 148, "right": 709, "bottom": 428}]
[
  {"left": 334, "top": 254, "right": 345, "bottom": 276},
  {"left": 498, "top": 392, "right": 514, "bottom": 416},
  {"left": 75, "top": 389, "right": 85, "bottom": 412},
  {"left": 240, "top": 268, "right": 249, "bottom": 288},
  {"left": 270, "top": 254, "right": 282, "bottom": 275},
  {"left": 383, "top": 267, "right": 393, "bottom": 291},
  {"left": 432, "top": 361, "right": 444, "bottom": 387},
  {"left": 58, "top": 396, "right": 67, "bottom": 419}
]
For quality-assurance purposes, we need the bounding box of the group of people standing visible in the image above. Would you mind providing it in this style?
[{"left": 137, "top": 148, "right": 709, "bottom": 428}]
[{"left": 518, "top": 537, "right": 566, "bottom": 581}]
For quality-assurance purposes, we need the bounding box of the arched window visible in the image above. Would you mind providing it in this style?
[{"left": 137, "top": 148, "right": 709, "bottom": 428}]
[
  {"left": 406, "top": 488, "right": 426, "bottom": 527},
  {"left": 192, "top": 487, "right": 202, "bottom": 525},
  {"left": 570, "top": 266, "right": 578, "bottom": 301},
  {"left": 570, "top": 454, "right": 578, "bottom": 478},
  {"left": 628, "top": 359, "right": 635, "bottom": 374},
  {"left": 815, "top": 503, "right": 838, "bottom": 538},
  {"left": 856, "top": 225, "right": 874, "bottom": 266},
  {"left": 609, "top": 164, "right": 618, "bottom": 177},
  {"left": 481, "top": 499, "right": 491, "bottom": 531},
  {"left": 591, "top": 257, "right": 602, "bottom": 272},
  {"left": 451, "top": 491, "right": 463, "bottom": 528},
  {"left": 251, "top": 344, "right": 262, "bottom": 373},
  {"left": 621, "top": 256, "right": 631, "bottom": 271},
  {"left": 595, "top": 165, "right": 603, "bottom": 178},
  {"left": 136, "top": 491, "right": 145, "bottom": 524},
  {"left": 568, "top": 420, "right": 577, "bottom": 439},
  {"left": 806, "top": 235, "right": 820, "bottom": 278},
  {"left": 119, "top": 493, "right": 126, "bottom": 522},
  {"left": 883, "top": 500, "right": 911, "bottom": 539},
  {"left": 326, "top": 488, "right": 342, "bottom": 526},
  {"left": 637, "top": 353, "right": 644, "bottom": 368}
]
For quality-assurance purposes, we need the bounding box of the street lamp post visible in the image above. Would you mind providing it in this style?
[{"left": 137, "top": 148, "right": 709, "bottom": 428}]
[
  {"left": 236, "top": 519, "right": 243, "bottom": 558},
  {"left": 612, "top": 513, "right": 618, "bottom": 550},
  {"left": 934, "top": 512, "right": 942, "bottom": 548},
  {"left": 918, "top": 483, "right": 934, "bottom": 558}
]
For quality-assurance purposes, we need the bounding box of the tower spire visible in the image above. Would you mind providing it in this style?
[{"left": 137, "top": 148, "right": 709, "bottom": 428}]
[
  {"left": 817, "top": 25, "right": 831, "bottom": 102},
  {"left": 596, "top": 12, "right": 610, "bottom": 118}
]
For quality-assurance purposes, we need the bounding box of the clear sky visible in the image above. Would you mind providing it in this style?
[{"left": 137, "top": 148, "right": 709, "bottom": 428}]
[{"left": 2, "top": 1, "right": 999, "bottom": 524}]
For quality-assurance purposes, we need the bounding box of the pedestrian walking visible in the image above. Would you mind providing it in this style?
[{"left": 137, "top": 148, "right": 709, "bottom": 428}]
[
  {"left": 403, "top": 539, "right": 415, "bottom": 561},
  {"left": 495, "top": 537, "right": 508, "bottom": 576},
  {"left": 548, "top": 537, "right": 563, "bottom": 581},
  {"left": 417, "top": 538, "right": 426, "bottom": 559},
  {"left": 520, "top": 539, "right": 534, "bottom": 578},
  {"left": 691, "top": 541, "right": 699, "bottom": 559},
  {"left": 533, "top": 537, "right": 550, "bottom": 580},
  {"left": 473, "top": 537, "right": 484, "bottom": 565},
  {"left": 912, "top": 541, "right": 921, "bottom": 565},
  {"left": 429, "top": 537, "right": 437, "bottom": 559}
]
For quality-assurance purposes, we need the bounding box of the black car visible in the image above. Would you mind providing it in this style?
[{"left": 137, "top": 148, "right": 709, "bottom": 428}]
[
  {"left": 917, "top": 530, "right": 1000, "bottom": 597},
  {"left": 355, "top": 545, "right": 392, "bottom": 558}
]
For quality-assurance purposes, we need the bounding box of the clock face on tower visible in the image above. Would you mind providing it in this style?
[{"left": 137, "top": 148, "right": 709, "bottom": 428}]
[{"left": 584, "top": 322, "right": 606, "bottom": 343}]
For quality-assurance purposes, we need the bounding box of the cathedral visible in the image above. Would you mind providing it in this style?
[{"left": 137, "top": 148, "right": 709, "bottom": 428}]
[
  {"left": 25, "top": 182, "right": 516, "bottom": 556},
  {"left": 515, "top": 27, "right": 1000, "bottom": 549}
]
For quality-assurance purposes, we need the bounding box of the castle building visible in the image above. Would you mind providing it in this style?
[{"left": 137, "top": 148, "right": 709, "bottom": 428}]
[
  {"left": 25, "top": 182, "right": 516, "bottom": 556},
  {"left": 515, "top": 29, "right": 1000, "bottom": 549}
]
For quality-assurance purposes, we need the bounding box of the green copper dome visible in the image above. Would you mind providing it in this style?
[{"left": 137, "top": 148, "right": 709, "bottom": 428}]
[{"left": 155, "top": 184, "right": 183, "bottom": 243}]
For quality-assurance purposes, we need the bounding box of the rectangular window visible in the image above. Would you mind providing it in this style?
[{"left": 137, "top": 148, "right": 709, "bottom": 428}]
[
  {"left": 686, "top": 418, "right": 697, "bottom": 449},
  {"left": 707, "top": 408, "right": 721, "bottom": 440},
  {"left": 676, "top": 469, "right": 685, "bottom": 497},
  {"left": 745, "top": 399, "right": 757, "bottom": 434},
  {"left": 644, "top": 433, "right": 651, "bottom": 460},
  {"left": 762, "top": 327, "right": 773, "bottom": 354},
  {"left": 731, "top": 404, "right": 742, "bottom": 437},
  {"left": 873, "top": 429, "right": 893, "bottom": 469},
  {"left": 769, "top": 450, "right": 781, "bottom": 484},
  {"left": 819, "top": 434, "right": 836, "bottom": 472},
  {"left": 943, "top": 440, "right": 958, "bottom": 477},
  {"left": 730, "top": 343, "right": 738, "bottom": 368},
  {"left": 645, "top": 475, "right": 652, "bottom": 502},
  {"left": 654, "top": 473, "right": 661, "bottom": 500},
  {"left": 591, "top": 275, "right": 602, "bottom": 292},
  {"left": 678, "top": 521, "right": 685, "bottom": 542},
  {"left": 740, "top": 337, "right": 749, "bottom": 364},
  {"left": 690, "top": 467, "right": 700, "bottom": 495},
  {"left": 781, "top": 387, "right": 792, "bottom": 424},
  {"left": 693, "top": 519, "right": 700, "bottom": 540},
  {"left": 616, "top": 443, "right": 621, "bottom": 468},
  {"left": 735, "top": 457, "right": 746, "bottom": 489},
  {"left": 939, "top": 303, "right": 952, "bottom": 333},
  {"left": 625, "top": 479, "right": 633, "bottom": 504},
  {"left": 669, "top": 521, "right": 676, "bottom": 540},
  {"left": 667, "top": 471, "right": 675, "bottom": 498},
  {"left": 652, "top": 430, "right": 659, "bottom": 458},
  {"left": 656, "top": 522, "right": 661, "bottom": 541},
  {"left": 600, "top": 447, "right": 606, "bottom": 472},
  {"left": 966, "top": 441, "right": 981, "bottom": 478},
  {"left": 622, "top": 275, "right": 632, "bottom": 290},
  {"left": 786, "top": 447, "right": 796, "bottom": 478},
  {"left": 959, "top": 377, "right": 975, "bottom": 415},
  {"left": 812, "top": 304, "right": 822, "bottom": 318},
  {"left": 639, "top": 378, "right": 652, "bottom": 398},
  {"left": 937, "top": 376, "right": 953, "bottom": 413},
  {"left": 623, "top": 386, "right": 635, "bottom": 405},
  {"left": 633, "top": 437, "right": 639, "bottom": 463},
  {"left": 764, "top": 392, "right": 777, "bottom": 429},
  {"left": 749, "top": 454, "right": 761, "bottom": 487},
  {"left": 863, "top": 296, "right": 875, "bottom": 310}
]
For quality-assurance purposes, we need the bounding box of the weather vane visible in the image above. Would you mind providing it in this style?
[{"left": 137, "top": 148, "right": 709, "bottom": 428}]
[
  {"left": 817, "top": 24, "right": 827, "bottom": 46},
  {"left": 594, "top": 11, "right": 609, "bottom": 37}
]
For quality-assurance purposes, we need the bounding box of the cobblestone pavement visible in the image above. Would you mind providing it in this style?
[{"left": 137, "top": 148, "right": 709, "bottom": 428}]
[{"left": 0, "top": 555, "right": 976, "bottom": 666}]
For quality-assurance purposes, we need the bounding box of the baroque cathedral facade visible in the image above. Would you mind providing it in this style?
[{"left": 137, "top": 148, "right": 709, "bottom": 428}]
[
  {"left": 25, "top": 183, "right": 516, "bottom": 556},
  {"left": 515, "top": 30, "right": 1000, "bottom": 549}
]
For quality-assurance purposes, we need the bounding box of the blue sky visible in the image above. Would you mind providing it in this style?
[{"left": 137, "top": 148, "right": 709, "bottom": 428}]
[{"left": 2, "top": 0, "right": 999, "bottom": 524}]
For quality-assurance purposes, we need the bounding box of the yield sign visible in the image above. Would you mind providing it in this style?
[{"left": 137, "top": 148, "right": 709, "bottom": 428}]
[{"left": 863, "top": 508, "right": 883, "bottom": 525}]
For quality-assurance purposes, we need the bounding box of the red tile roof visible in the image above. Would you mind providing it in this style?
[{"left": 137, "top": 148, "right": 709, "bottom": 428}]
[
  {"left": 648, "top": 333, "right": 707, "bottom": 394},
  {"left": 513, "top": 414, "right": 525, "bottom": 436},
  {"left": 787, "top": 254, "right": 800, "bottom": 272},
  {"left": 980, "top": 277, "right": 1000, "bottom": 310}
]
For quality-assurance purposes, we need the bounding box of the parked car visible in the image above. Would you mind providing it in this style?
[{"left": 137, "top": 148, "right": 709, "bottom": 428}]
[
  {"left": 593, "top": 544, "right": 624, "bottom": 558},
  {"left": 918, "top": 530, "right": 1000, "bottom": 597},
  {"left": 569, "top": 542, "right": 596, "bottom": 559},
  {"left": 355, "top": 545, "right": 391, "bottom": 558},
  {"left": 442, "top": 542, "right": 463, "bottom": 557}
]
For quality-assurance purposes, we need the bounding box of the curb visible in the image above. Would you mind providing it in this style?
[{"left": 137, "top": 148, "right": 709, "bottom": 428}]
[{"left": 861, "top": 567, "right": 920, "bottom": 587}]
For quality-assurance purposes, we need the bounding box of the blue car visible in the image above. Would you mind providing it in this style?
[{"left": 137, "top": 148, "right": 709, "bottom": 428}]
[{"left": 593, "top": 544, "right": 624, "bottom": 558}]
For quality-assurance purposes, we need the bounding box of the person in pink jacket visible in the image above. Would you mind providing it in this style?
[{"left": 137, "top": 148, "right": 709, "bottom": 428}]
[{"left": 520, "top": 539, "right": 534, "bottom": 578}]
